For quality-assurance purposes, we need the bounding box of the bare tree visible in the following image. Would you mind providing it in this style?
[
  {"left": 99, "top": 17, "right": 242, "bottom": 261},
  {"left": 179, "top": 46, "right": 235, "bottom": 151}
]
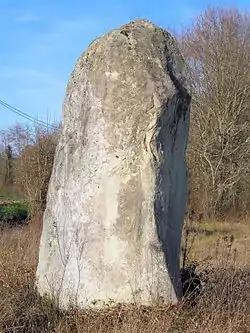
[
  {"left": 0, "top": 122, "right": 60, "bottom": 213},
  {"left": 180, "top": 8, "right": 250, "bottom": 218},
  {"left": 4, "top": 145, "right": 13, "bottom": 185},
  {"left": 14, "top": 124, "right": 60, "bottom": 213},
  {"left": 0, "top": 131, "right": 14, "bottom": 189}
]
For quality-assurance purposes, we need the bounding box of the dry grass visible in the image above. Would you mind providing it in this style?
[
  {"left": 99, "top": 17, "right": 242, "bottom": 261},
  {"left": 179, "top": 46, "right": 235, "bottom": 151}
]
[
  {"left": 185, "top": 219, "right": 250, "bottom": 266},
  {"left": 0, "top": 218, "right": 250, "bottom": 332}
]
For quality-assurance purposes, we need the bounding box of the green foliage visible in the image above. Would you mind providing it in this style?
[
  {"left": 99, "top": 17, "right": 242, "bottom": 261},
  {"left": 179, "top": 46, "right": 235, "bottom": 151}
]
[{"left": 0, "top": 201, "right": 29, "bottom": 227}]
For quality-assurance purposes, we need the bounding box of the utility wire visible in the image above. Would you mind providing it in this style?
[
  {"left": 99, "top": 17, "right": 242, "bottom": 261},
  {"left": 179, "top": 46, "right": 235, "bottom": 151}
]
[{"left": 0, "top": 99, "right": 58, "bottom": 130}]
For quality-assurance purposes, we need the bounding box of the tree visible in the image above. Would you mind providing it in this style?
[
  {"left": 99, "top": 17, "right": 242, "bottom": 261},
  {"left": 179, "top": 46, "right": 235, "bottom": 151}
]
[
  {"left": 14, "top": 124, "right": 60, "bottom": 214},
  {"left": 0, "top": 132, "right": 14, "bottom": 188},
  {"left": 5, "top": 144, "right": 13, "bottom": 185},
  {"left": 181, "top": 8, "right": 250, "bottom": 218},
  {"left": 0, "top": 122, "right": 60, "bottom": 213}
]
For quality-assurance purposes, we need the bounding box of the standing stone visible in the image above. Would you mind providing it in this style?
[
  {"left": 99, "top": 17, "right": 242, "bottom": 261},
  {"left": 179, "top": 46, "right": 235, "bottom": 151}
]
[{"left": 36, "top": 19, "right": 191, "bottom": 309}]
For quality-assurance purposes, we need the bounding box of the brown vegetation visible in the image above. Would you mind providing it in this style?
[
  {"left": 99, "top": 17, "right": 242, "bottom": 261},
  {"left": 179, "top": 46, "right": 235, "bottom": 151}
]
[
  {"left": 180, "top": 7, "right": 250, "bottom": 219},
  {"left": 0, "top": 123, "right": 60, "bottom": 213},
  {"left": 0, "top": 217, "right": 250, "bottom": 332}
]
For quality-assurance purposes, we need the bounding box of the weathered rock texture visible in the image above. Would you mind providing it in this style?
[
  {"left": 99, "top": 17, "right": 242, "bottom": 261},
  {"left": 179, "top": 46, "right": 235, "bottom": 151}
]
[{"left": 36, "top": 19, "right": 191, "bottom": 309}]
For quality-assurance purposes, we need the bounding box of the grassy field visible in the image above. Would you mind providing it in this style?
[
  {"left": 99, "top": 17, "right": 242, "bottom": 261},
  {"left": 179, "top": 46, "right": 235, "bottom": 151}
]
[
  {"left": 0, "top": 217, "right": 250, "bottom": 332},
  {"left": 183, "top": 218, "right": 250, "bottom": 266}
]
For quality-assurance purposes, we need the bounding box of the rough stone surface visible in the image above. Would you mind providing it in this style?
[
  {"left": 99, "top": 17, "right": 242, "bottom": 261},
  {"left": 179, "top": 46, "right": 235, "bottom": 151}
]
[{"left": 36, "top": 19, "right": 191, "bottom": 309}]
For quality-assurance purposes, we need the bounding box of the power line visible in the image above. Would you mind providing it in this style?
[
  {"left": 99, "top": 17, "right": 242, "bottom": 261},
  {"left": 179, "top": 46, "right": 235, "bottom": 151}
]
[
  {"left": 0, "top": 99, "right": 58, "bottom": 130},
  {"left": 0, "top": 99, "right": 57, "bottom": 129}
]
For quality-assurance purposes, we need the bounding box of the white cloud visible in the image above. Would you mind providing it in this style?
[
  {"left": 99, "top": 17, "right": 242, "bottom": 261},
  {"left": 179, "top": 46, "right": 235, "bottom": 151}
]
[
  {"left": 0, "top": 66, "right": 65, "bottom": 122},
  {"left": 57, "top": 19, "right": 98, "bottom": 33},
  {"left": 0, "top": 67, "right": 63, "bottom": 87},
  {"left": 16, "top": 14, "right": 40, "bottom": 23},
  {"left": 26, "top": 17, "right": 105, "bottom": 62},
  {"left": 0, "top": 66, "right": 66, "bottom": 111}
]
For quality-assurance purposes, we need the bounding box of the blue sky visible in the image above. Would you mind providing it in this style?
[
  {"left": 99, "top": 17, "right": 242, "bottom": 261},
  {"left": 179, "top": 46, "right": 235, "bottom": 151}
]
[{"left": 0, "top": 0, "right": 249, "bottom": 129}]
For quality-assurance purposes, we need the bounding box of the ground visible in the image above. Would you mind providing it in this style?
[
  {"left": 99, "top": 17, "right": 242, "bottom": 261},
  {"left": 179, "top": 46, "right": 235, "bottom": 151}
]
[
  {"left": 0, "top": 213, "right": 250, "bottom": 332},
  {"left": 184, "top": 218, "right": 250, "bottom": 266}
]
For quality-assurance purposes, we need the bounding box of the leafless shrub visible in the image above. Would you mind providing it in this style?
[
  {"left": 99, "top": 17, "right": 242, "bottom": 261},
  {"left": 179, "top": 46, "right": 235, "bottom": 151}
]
[
  {"left": 0, "top": 123, "right": 60, "bottom": 214},
  {"left": 0, "top": 217, "right": 249, "bottom": 333},
  {"left": 180, "top": 8, "right": 250, "bottom": 219}
]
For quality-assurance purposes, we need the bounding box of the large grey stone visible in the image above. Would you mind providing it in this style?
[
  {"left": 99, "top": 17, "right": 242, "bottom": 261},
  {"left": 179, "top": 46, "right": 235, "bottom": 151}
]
[{"left": 36, "top": 19, "right": 191, "bottom": 309}]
